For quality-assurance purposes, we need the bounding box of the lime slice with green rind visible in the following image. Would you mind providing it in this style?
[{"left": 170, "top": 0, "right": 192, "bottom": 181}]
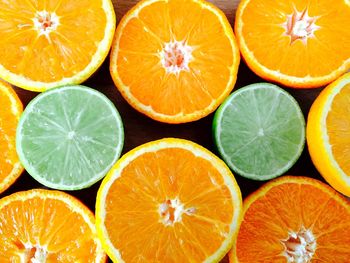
[
  {"left": 213, "top": 83, "right": 305, "bottom": 180},
  {"left": 16, "top": 85, "right": 124, "bottom": 190}
]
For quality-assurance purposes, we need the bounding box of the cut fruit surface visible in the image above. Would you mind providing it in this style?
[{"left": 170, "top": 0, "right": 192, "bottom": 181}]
[
  {"left": 0, "top": 80, "right": 23, "bottom": 194},
  {"left": 16, "top": 85, "right": 124, "bottom": 190},
  {"left": 213, "top": 83, "right": 305, "bottom": 180},
  {"left": 307, "top": 73, "right": 350, "bottom": 197},
  {"left": 235, "top": 0, "right": 350, "bottom": 88},
  {"left": 231, "top": 176, "right": 350, "bottom": 263},
  {"left": 0, "top": 0, "right": 115, "bottom": 91},
  {"left": 0, "top": 189, "right": 106, "bottom": 262},
  {"left": 110, "top": 0, "right": 240, "bottom": 123},
  {"left": 96, "top": 138, "right": 242, "bottom": 262}
]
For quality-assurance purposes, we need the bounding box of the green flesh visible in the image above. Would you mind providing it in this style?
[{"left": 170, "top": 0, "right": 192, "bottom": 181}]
[
  {"left": 16, "top": 86, "right": 124, "bottom": 190},
  {"left": 213, "top": 83, "right": 305, "bottom": 180}
]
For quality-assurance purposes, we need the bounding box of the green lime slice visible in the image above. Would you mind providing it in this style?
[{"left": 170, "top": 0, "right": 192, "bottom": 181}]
[
  {"left": 213, "top": 83, "right": 305, "bottom": 180},
  {"left": 16, "top": 85, "right": 124, "bottom": 190}
]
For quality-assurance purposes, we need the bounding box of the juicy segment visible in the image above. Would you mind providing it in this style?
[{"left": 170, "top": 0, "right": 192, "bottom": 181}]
[
  {"left": 236, "top": 0, "right": 350, "bottom": 86},
  {"left": 98, "top": 139, "right": 242, "bottom": 262},
  {"left": 326, "top": 83, "right": 350, "bottom": 176},
  {"left": 234, "top": 177, "right": 350, "bottom": 263},
  {"left": 0, "top": 81, "right": 23, "bottom": 193},
  {"left": 112, "top": 0, "right": 239, "bottom": 122},
  {"left": 0, "top": 190, "right": 105, "bottom": 262},
  {"left": 0, "top": 0, "right": 113, "bottom": 89}
]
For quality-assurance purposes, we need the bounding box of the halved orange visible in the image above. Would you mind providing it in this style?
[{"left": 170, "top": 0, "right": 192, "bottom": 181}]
[
  {"left": 307, "top": 73, "right": 350, "bottom": 197},
  {"left": 235, "top": 0, "right": 350, "bottom": 88},
  {"left": 231, "top": 176, "right": 350, "bottom": 262},
  {"left": 96, "top": 138, "right": 242, "bottom": 262},
  {"left": 110, "top": 0, "right": 240, "bottom": 123},
  {"left": 0, "top": 0, "right": 115, "bottom": 92},
  {"left": 0, "top": 80, "right": 23, "bottom": 194},
  {"left": 0, "top": 189, "right": 106, "bottom": 262}
]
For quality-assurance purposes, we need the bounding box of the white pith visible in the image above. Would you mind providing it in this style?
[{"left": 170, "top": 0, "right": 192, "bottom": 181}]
[
  {"left": 283, "top": 8, "right": 320, "bottom": 45},
  {"left": 281, "top": 227, "right": 316, "bottom": 263},
  {"left": 159, "top": 198, "right": 196, "bottom": 226},
  {"left": 24, "top": 244, "right": 47, "bottom": 263},
  {"left": 160, "top": 40, "right": 193, "bottom": 74},
  {"left": 33, "top": 11, "right": 60, "bottom": 38}
]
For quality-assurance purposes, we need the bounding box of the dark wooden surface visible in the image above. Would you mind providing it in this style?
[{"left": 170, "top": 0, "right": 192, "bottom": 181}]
[{"left": 0, "top": 0, "right": 326, "bottom": 262}]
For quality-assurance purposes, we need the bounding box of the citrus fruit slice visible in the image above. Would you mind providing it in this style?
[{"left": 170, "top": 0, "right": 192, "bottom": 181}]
[
  {"left": 96, "top": 138, "right": 242, "bottom": 262},
  {"left": 0, "top": 189, "right": 106, "bottom": 262},
  {"left": 16, "top": 85, "right": 124, "bottom": 190},
  {"left": 213, "top": 83, "right": 305, "bottom": 180},
  {"left": 0, "top": 80, "right": 23, "bottom": 194},
  {"left": 110, "top": 0, "right": 240, "bottom": 123},
  {"left": 231, "top": 176, "right": 350, "bottom": 263},
  {"left": 307, "top": 73, "right": 350, "bottom": 197},
  {"left": 235, "top": 0, "right": 350, "bottom": 88},
  {"left": 0, "top": 0, "right": 115, "bottom": 92}
]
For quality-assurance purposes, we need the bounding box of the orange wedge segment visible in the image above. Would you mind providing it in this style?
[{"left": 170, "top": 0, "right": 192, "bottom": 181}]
[
  {"left": 235, "top": 0, "right": 350, "bottom": 88},
  {"left": 96, "top": 138, "right": 242, "bottom": 262},
  {"left": 0, "top": 80, "right": 23, "bottom": 194},
  {"left": 0, "top": 0, "right": 115, "bottom": 91},
  {"left": 110, "top": 0, "right": 240, "bottom": 123},
  {"left": 0, "top": 189, "right": 106, "bottom": 262},
  {"left": 231, "top": 176, "right": 350, "bottom": 262},
  {"left": 307, "top": 73, "right": 350, "bottom": 197}
]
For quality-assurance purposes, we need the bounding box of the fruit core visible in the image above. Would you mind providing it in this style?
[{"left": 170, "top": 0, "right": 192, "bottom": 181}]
[
  {"left": 33, "top": 11, "right": 60, "bottom": 36},
  {"left": 281, "top": 227, "right": 316, "bottom": 263},
  {"left": 161, "top": 40, "right": 193, "bottom": 74},
  {"left": 25, "top": 244, "right": 47, "bottom": 263},
  {"left": 284, "top": 8, "right": 319, "bottom": 44},
  {"left": 159, "top": 198, "right": 196, "bottom": 226}
]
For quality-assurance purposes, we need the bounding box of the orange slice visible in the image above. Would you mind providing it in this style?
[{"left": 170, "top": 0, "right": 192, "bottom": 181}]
[
  {"left": 96, "top": 138, "right": 242, "bottom": 262},
  {"left": 110, "top": 0, "right": 240, "bottom": 123},
  {"left": 235, "top": 0, "right": 350, "bottom": 88},
  {"left": 0, "top": 189, "right": 106, "bottom": 262},
  {"left": 231, "top": 176, "right": 350, "bottom": 263},
  {"left": 0, "top": 80, "right": 23, "bottom": 194},
  {"left": 0, "top": 0, "right": 115, "bottom": 92},
  {"left": 307, "top": 73, "right": 350, "bottom": 197}
]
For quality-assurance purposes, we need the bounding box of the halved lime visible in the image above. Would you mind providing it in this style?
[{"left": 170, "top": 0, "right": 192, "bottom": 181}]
[
  {"left": 213, "top": 83, "right": 305, "bottom": 180},
  {"left": 16, "top": 85, "right": 124, "bottom": 190}
]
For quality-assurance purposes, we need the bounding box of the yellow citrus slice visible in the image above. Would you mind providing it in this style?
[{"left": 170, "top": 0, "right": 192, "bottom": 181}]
[
  {"left": 96, "top": 138, "right": 242, "bottom": 262},
  {"left": 235, "top": 0, "right": 350, "bottom": 88},
  {"left": 307, "top": 73, "right": 350, "bottom": 197},
  {"left": 110, "top": 0, "right": 240, "bottom": 123},
  {"left": 0, "top": 80, "right": 23, "bottom": 194},
  {"left": 231, "top": 176, "right": 350, "bottom": 262},
  {"left": 0, "top": 0, "right": 115, "bottom": 92},
  {"left": 0, "top": 189, "right": 106, "bottom": 262}
]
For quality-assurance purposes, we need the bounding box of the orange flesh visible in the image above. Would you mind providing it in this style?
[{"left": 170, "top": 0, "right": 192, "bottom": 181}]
[
  {"left": 0, "top": 81, "right": 23, "bottom": 193},
  {"left": 114, "top": 0, "right": 237, "bottom": 117},
  {"left": 235, "top": 177, "right": 350, "bottom": 262},
  {"left": 0, "top": 0, "right": 107, "bottom": 82},
  {"left": 326, "top": 83, "right": 350, "bottom": 176},
  {"left": 238, "top": 0, "right": 350, "bottom": 78},
  {"left": 0, "top": 190, "right": 105, "bottom": 262},
  {"left": 104, "top": 147, "right": 235, "bottom": 262}
]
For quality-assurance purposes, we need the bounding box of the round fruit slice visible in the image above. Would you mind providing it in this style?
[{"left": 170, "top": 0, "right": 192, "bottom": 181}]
[
  {"left": 0, "top": 189, "right": 106, "bottom": 262},
  {"left": 96, "top": 138, "right": 242, "bottom": 262},
  {"left": 0, "top": 0, "right": 115, "bottom": 92},
  {"left": 16, "top": 85, "right": 124, "bottom": 190},
  {"left": 235, "top": 0, "right": 350, "bottom": 88},
  {"left": 213, "top": 83, "right": 305, "bottom": 180},
  {"left": 0, "top": 80, "right": 23, "bottom": 194},
  {"left": 110, "top": 0, "right": 240, "bottom": 123},
  {"left": 307, "top": 73, "right": 350, "bottom": 197},
  {"left": 231, "top": 176, "right": 350, "bottom": 263}
]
